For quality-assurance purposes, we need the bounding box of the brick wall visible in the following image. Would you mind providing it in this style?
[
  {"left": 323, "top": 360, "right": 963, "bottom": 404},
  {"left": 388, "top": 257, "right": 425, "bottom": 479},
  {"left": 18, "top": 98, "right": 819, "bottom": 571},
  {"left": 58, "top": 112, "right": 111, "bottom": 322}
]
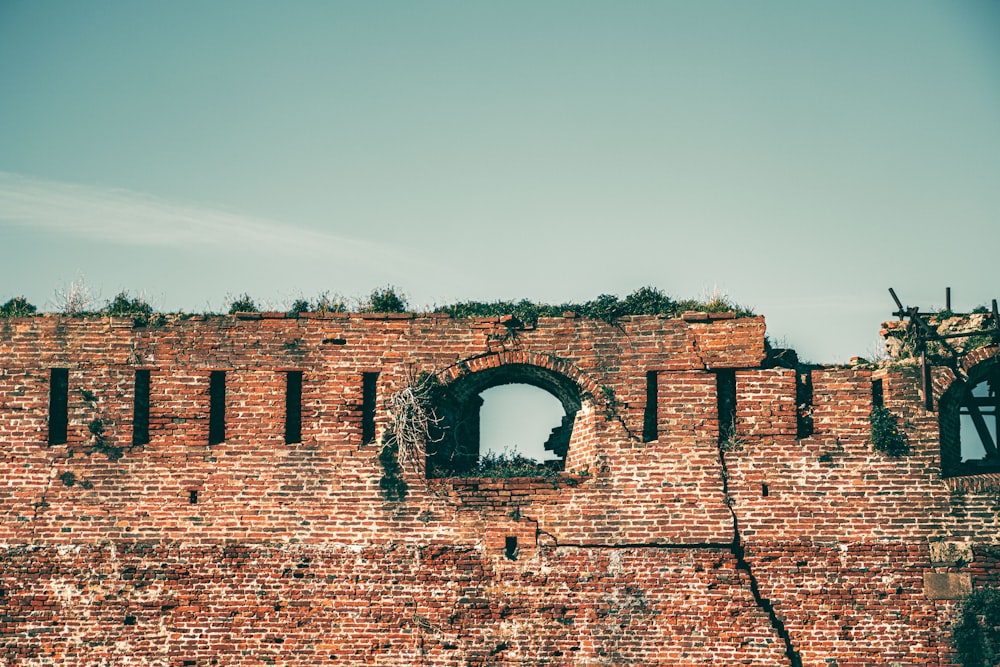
[{"left": 0, "top": 313, "right": 997, "bottom": 666}]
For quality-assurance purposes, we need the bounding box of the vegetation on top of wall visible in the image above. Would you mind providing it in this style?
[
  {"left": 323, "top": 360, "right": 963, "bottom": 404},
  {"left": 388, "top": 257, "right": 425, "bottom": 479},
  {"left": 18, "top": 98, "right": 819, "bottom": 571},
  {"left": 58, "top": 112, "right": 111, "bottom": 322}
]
[
  {"left": 455, "top": 451, "right": 561, "bottom": 479},
  {"left": 436, "top": 286, "right": 753, "bottom": 326},
  {"left": 103, "top": 292, "right": 161, "bottom": 326},
  {"left": 0, "top": 296, "right": 37, "bottom": 318},
  {"left": 954, "top": 586, "right": 1000, "bottom": 667},
  {"left": 869, "top": 407, "right": 910, "bottom": 457},
  {"left": 361, "top": 286, "right": 408, "bottom": 313},
  {"left": 227, "top": 293, "right": 259, "bottom": 314},
  {"left": 6, "top": 285, "right": 754, "bottom": 322}
]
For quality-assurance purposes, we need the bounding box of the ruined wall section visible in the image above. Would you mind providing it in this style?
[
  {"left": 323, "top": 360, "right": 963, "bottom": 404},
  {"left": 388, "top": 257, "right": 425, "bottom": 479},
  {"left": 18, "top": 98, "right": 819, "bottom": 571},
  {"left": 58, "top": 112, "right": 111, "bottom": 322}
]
[
  {"left": 4, "top": 314, "right": 1000, "bottom": 666},
  {"left": 0, "top": 314, "right": 763, "bottom": 550},
  {"left": 723, "top": 359, "right": 1000, "bottom": 665}
]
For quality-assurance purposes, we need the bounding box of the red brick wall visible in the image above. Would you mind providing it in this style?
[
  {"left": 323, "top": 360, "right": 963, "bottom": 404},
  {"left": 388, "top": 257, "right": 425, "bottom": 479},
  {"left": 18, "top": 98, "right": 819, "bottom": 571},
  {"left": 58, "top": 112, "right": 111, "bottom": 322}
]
[{"left": 0, "top": 313, "right": 996, "bottom": 666}]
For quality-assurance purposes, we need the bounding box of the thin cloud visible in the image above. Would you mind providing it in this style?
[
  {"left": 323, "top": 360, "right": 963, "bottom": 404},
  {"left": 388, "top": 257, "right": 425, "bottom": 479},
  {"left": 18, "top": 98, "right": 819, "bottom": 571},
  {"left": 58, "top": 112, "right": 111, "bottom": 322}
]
[{"left": 0, "top": 171, "right": 383, "bottom": 257}]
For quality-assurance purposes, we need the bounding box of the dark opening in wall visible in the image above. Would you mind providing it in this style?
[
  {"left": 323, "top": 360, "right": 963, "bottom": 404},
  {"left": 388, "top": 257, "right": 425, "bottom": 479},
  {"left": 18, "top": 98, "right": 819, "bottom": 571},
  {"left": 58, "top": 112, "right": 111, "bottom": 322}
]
[
  {"left": 133, "top": 370, "right": 150, "bottom": 446},
  {"left": 761, "top": 482, "right": 769, "bottom": 497},
  {"left": 643, "top": 370, "right": 658, "bottom": 442},
  {"left": 872, "top": 378, "right": 884, "bottom": 409},
  {"left": 362, "top": 372, "right": 378, "bottom": 445},
  {"left": 48, "top": 368, "right": 69, "bottom": 445},
  {"left": 797, "top": 370, "right": 814, "bottom": 438},
  {"left": 285, "top": 371, "right": 302, "bottom": 444},
  {"left": 940, "top": 359, "right": 1000, "bottom": 475},
  {"left": 208, "top": 371, "right": 226, "bottom": 445},
  {"left": 426, "top": 364, "right": 581, "bottom": 478},
  {"left": 189, "top": 490, "right": 198, "bottom": 504},
  {"left": 716, "top": 370, "right": 736, "bottom": 444},
  {"left": 504, "top": 536, "right": 518, "bottom": 560}
]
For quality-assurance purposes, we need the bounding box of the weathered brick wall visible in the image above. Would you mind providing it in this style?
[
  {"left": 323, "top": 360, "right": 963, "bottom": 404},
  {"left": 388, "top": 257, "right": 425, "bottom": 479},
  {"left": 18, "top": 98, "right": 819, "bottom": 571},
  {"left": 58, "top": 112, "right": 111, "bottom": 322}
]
[{"left": 0, "top": 313, "right": 997, "bottom": 666}]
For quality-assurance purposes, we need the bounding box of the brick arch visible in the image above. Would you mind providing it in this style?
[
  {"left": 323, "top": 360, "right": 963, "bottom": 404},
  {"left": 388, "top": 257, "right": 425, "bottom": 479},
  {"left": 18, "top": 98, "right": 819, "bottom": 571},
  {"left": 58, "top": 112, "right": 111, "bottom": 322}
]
[
  {"left": 435, "top": 350, "right": 603, "bottom": 413},
  {"left": 938, "top": 349, "right": 1000, "bottom": 476},
  {"left": 425, "top": 352, "right": 602, "bottom": 478},
  {"left": 928, "top": 346, "right": 1000, "bottom": 407}
]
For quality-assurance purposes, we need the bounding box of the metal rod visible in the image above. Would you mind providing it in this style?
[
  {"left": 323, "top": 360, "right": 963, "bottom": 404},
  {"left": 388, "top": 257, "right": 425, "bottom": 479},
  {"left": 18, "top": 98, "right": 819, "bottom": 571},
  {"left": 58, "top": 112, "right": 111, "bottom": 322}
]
[{"left": 946, "top": 287, "right": 951, "bottom": 312}]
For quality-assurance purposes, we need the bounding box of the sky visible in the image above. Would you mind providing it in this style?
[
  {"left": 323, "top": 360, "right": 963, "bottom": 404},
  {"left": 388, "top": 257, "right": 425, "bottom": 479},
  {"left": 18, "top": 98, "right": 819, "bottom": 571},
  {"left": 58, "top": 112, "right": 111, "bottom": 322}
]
[{"left": 1, "top": 2, "right": 999, "bottom": 457}]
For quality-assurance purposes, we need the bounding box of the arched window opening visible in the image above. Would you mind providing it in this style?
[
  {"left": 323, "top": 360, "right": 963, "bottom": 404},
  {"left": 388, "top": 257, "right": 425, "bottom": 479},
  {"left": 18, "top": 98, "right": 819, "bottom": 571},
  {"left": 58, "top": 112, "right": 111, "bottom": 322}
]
[
  {"left": 941, "top": 361, "right": 1000, "bottom": 476},
  {"left": 479, "top": 384, "right": 566, "bottom": 461},
  {"left": 426, "top": 364, "right": 581, "bottom": 478}
]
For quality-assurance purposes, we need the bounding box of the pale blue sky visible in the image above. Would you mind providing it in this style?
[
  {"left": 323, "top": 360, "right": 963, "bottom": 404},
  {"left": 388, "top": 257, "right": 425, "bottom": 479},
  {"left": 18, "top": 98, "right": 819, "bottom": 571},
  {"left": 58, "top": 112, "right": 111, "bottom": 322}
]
[{"left": 2, "top": 0, "right": 999, "bottom": 373}]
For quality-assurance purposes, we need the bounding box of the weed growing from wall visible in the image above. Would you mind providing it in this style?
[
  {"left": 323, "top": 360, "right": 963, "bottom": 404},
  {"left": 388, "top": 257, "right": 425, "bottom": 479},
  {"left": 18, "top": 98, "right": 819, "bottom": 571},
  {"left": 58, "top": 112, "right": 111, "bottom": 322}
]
[
  {"left": 954, "top": 587, "right": 1000, "bottom": 667},
  {"left": 869, "top": 407, "right": 910, "bottom": 457}
]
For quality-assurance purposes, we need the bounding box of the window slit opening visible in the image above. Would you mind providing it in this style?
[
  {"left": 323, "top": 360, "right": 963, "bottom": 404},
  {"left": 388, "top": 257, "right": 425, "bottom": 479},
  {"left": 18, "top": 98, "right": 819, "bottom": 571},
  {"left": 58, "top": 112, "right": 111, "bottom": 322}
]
[
  {"left": 208, "top": 371, "right": 226, "bottom": 445},
  {"left": 362, "top": 372, "right": 378, "bottom": 445},
  {"left": 48, "top": 368, "right": 69, "bottom": 445},
  {"left": 133, "top": 370, "right": 150, "bottom": 446},
  {"left": 872, "top": 378, "right": 884, "bottom": 409},
  {"left": 285, "top": 371, "right": 302, "bottom": 444},
  {"left": 716, "top": 370, "right": 736, "bottom": 444},
  {"left": 643, "top": 370, "right": 658, "bottom": 442}
]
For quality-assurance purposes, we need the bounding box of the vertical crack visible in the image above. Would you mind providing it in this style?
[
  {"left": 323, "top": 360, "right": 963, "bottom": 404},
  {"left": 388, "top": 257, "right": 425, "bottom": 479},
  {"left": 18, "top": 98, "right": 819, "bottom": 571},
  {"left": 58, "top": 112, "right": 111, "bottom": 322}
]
[{"left": 717, "top": 443, "right": 802, "bottom": 667}]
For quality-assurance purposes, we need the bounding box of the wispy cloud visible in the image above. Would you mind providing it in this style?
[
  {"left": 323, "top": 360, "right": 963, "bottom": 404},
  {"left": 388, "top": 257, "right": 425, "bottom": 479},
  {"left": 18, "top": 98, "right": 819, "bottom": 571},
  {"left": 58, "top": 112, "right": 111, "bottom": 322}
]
[{"left": 0, "top": 171, "right": 386, "bottom": 257}]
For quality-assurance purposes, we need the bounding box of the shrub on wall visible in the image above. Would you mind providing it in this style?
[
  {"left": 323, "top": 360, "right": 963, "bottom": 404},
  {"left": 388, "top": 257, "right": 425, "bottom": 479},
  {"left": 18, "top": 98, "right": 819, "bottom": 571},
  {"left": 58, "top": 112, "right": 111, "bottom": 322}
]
[
  {"left": 363, "top": 286, "right": 408, "bottom": 313},
  {"left": 869, "top": 407, "right": 909, "bottom": 457},
  {"left": 954, "top": 587, "right": 1000, "bottom": 667},
  {"left": 228, "top": 294, "right": 259, "bottom": 314},
  {"left": 103, "top": 291, "right": 158, "bottom": 326},
  {"left": 0, "top": 296, "right": 37, "bottom": 318}
]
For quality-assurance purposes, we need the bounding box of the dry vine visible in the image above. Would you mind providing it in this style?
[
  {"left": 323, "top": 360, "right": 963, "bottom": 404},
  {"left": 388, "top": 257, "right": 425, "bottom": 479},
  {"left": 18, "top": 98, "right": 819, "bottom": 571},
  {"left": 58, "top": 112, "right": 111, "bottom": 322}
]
[{"left": 385, "top": 373, "right": 443, "bottom": 469}]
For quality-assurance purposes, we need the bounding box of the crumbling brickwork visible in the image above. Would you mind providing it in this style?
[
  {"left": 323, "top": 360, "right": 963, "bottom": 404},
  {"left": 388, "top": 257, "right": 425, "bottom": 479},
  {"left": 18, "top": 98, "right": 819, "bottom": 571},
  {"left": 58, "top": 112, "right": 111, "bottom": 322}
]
[{"left": 0, "top": 311, "right": 997, "bottom": 665}]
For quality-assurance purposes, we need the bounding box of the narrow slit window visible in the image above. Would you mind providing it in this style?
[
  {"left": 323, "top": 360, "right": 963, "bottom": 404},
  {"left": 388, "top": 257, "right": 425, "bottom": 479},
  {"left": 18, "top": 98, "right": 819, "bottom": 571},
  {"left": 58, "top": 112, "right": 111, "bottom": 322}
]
[
  {"left": 285, "top": 371, "right": 303, "bottom": 444},
  {"left": 872, "top": 378, "right": 884, "bottom": 409},
  {"left": 797, "top": 370, "right": 815, "bottom": 439},
  {"left": 362, "top": 372, "right": 378, "bottom": 444},
  {"left": 717, "top": 370, "right": 737, "bottom": 443},
  {"left": 48, "top": 368, "right": 69, "bottom": 445},
  {"left": 133, "top": 370, "right": 150, "bottom": 446},
  {"left": 208, "top": 371, "right": 226, "bottom": 445},
  {"left": 643, "top": 370, "right": 658, "bottom": 442}
]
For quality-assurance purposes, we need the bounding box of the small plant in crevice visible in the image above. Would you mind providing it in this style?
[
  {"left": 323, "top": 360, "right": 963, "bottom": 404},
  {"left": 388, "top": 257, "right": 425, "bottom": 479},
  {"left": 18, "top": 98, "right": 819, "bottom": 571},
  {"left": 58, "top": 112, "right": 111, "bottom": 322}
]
[
  {"left": 59, "top": 471, "right": 77, "bottom": 487},
  {"left": 599, "top": 385, "right": 620, "bottom": 420},
  {"left": 88, "top": 417, "right": 123, "bottom": 461},
  {"left": 718, "top": 419, "right": 746, "bottom": 453},
  {"left": 378, "top": 436, "right": 408, "bottom": 502},
  {"left": 869, "top": 407, "right": 910, "bottom": 457},
  {"left": 953, "top": 587, "right": 1000, "bottom": 667}
]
